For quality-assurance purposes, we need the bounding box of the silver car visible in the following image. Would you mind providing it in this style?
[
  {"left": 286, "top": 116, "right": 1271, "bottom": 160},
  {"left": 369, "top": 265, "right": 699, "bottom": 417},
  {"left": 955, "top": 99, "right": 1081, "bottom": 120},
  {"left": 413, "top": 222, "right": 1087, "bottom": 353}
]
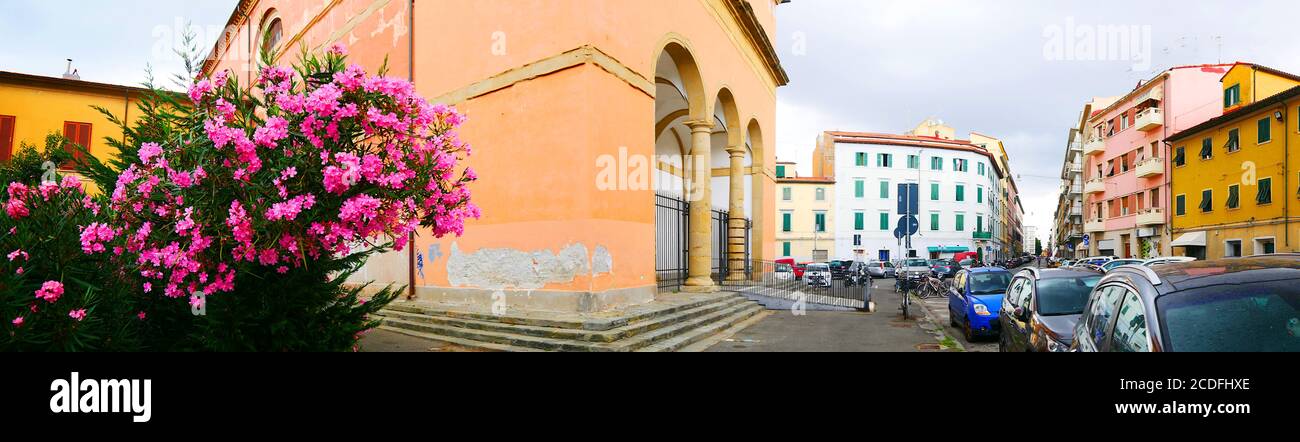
[
  {"left": 864, "top": 260, "right": 896, "bottom": 279},
  {"left": 804, "top": 263, "right": 833, "bottom": 288}
]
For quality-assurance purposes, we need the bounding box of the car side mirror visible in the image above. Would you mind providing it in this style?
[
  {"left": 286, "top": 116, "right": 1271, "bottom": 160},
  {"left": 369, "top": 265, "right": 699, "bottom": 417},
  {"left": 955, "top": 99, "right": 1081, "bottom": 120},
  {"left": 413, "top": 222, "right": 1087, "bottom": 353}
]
[{"left": 1013, "top": 307, "right": 1028, "bottom": 321}]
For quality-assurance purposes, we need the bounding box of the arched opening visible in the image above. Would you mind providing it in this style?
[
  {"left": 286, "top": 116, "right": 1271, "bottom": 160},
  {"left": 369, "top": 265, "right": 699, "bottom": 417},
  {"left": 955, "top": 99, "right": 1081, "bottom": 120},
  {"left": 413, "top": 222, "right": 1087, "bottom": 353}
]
[
  {"left": 258, "top": 9, "right": 284, "bottom": 65},
  {"left": 653, "top": 41, "right": 710, "bottom": 292},
  {"left": 746, "top": 119, "right": 765, "bottom": 266}
]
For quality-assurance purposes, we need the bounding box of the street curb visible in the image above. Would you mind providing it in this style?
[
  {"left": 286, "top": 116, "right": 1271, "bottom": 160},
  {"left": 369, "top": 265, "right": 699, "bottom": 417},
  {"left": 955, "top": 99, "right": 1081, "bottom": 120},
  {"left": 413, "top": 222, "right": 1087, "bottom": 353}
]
[{"left": 914, "top": 295, "right": 965, "bottom": 352}]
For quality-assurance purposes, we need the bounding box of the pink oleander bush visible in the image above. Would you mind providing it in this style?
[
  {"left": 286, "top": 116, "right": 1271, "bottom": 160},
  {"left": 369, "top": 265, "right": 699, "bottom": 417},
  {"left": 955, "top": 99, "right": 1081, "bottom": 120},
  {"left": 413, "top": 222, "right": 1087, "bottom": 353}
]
[{"left": 4, "top": 46, "right": 478, "bottom": 351}]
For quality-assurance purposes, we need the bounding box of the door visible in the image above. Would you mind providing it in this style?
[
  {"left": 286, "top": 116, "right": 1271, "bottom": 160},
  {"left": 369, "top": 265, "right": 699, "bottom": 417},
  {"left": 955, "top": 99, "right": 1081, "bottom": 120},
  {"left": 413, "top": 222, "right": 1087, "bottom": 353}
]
[
  {"left": 949, "top": 271, "right": 968, "bottom": 321},
  {"left": 1002, "top": 277, "right": 1031, "bottom": 351},
  {"left": 878, "top": 250, "right": 890, "bottom": 261}
]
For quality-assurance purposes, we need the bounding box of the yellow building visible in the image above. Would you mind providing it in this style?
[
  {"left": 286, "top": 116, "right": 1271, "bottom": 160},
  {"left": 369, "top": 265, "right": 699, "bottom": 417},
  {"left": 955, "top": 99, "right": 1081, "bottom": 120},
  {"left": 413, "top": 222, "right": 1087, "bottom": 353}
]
[
  {"left": 1168, "top": 63, "right": 1300, "bottom": 259},
  {"left": 775, "top": 161, "right": 835, "bottom": 262},
  {"left": 0, "top": 71, "right": 148, "bottom": 166}
]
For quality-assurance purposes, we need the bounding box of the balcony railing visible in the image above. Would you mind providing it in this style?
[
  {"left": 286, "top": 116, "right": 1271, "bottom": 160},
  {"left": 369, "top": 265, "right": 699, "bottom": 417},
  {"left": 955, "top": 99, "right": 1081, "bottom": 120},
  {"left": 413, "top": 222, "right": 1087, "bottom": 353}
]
[
  {"left": 1085, "top": 218, "right": 1106, "bottom": 233},
  {"left": 1135, "top": 157, "right": 1163, "bottom": 178},
  {"left": 972, "top": 231, "right": 993, "bottom": 240},
  {"left": 1136, "top": 207, "right": 1165, "bottom": 226},
  {"left": 1136, "top": 108, "right": 1163, "bottom": 131},
  {"left": 1084, "top": 177, "right": 1106, "bottom": 194},
  {"left": 1069, "top": 162, "right": 1083, "bottom": 173},
  {"left": 1083, "top": 138, "right": 1105, "bottom": 156}
]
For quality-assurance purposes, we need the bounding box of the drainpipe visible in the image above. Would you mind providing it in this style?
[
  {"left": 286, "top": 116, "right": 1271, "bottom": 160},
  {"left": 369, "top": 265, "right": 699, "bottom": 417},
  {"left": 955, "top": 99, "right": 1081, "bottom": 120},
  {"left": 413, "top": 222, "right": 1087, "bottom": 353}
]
[
  {"left": 407, "top": 0, "right": 417, "bottom": 300},
  {"left": 1285, "top": 105, "right": 1290, "bottom": 250}
]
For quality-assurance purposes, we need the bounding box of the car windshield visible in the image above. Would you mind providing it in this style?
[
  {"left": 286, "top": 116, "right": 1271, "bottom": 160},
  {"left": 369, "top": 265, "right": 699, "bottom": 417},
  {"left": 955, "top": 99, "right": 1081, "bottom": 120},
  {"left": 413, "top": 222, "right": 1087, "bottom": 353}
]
[
  {"left": 1037, "top": 276, "right": 1102, "bottom": 315},
  {"left": 776, "top": 264, "right": 791, "bottom": 272},
  {"left": 969, "top": 272, "right": 1012, "bottom": 294},
  {"left": 905, "top": 259, "right": 928, "bottom": 267},
  {"left": 1158, "top": 280, "right": 1300, "bottom": 352}
]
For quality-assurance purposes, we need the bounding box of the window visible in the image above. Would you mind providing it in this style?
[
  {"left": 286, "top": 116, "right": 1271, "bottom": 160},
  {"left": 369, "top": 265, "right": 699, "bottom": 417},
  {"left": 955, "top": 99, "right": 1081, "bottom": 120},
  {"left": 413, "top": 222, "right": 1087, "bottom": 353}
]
[
  {"left": 854, "top": 212, "right": 864, "bottom": 231},
  {"left": 853, "top": 235, "right": 862, "bottom": 247},
  {"left": 776, "top": 165, "right": 786, "bottom": 178},
  {"left": 62, "top": 121, "right": 92, "bottom": 168},
  {"left": 879, "top": 180, "right": 889, "bottom": 199},
  {"left": 1150, "top": 188, "right": 1160, "bottom": 208},
  {"left": 1199, "top": 189, "right": 1213, "bottom": 213},
  {"left": 1258, "top": 177, "right": 1273, "bottom": 204},
  {"left": 1224, "top": 84, "right": 1241, "bottom": 108},
  {"left": 855, "top": 152, "right": 867, "bottom": 166},
  {"left": 782, "top": 187, "right": 792, "bottom": 201},
  {"left": 930, "top": 212, "right": 940, "bottom": 231},
  {"left": 1121, "top": 195, "right": 1131, "bottom": 216},
  {"left": 782, "top": 242, "right": 791, "bottom": 257},
  {"left": 1227, "top": 184, "right": 1240, "bottom": 209},
  {"left": 976, "top": 187, "right": 983, "bottom": 204},
  {"left": 877, "top": 153, "right": 893, "bottom": 168},
  {"left": 1173, "top": 147, "right": 1185, "bottom": 166},
  {"left": 879, "top": 212, "right": 890, "bottom": 230},
  {"left": 977, "top": 162, "right": 985, "bottom": 176},
  {"left": 1110, "top": 289, "right": 1150, "bottom": 353},
  {"left": 1081, "top": 285, "right": 1124, "bottom": 350},
  {"left": 259, "top": 12, "right": 284, "bottom": 63},
  {"left": 782, "top": 212, "right": 792, "bottom": 232},
  {"left": 1200, "top": 137, "right": 1214, "bottom": 159},
  {"left": 854, "top": 180, "right": 865, "bottom": 198},
  {"left": 814, "top": 212, "right": 826, "bottom": 232},
  {"left": 1255, "top": 238, "right": 1276, "bottom": 255},
  {"left": 955, "top": 214, "right": 965, "bottom": 232},
  {"left": 907, "top": 155, "right": 920, "bottom": 169},
  {"left": 976, "top": 215, "right": 983, "bottom": 232},
  {"left": 955, "top": 184, "right": 965, "bottom": 202},
  {"left": 1225, "top": 240, "right": 1243, "bottom": 258},
  {"left": 1226, "top": 129, "right": 1240, "bottom": 152},
  {"left": 953, "top": 158, "right": 968, "bottom": 172},
  {"left": 930, "top": 183, "right": 939, "bottom": 201},
  {"left": 1258, "top": 118, "right": 1272, "bottom": 144},
  {"left": 930, "top": 156, "right": 943, "bottom": 171},
  {"left": 815, "top": 188, "right": 825, "bottom": 201},
  {"left": 1175, "top": 194, "right": 1186, "bottom": 216},
  {"left": 0, "top": 115, "right": 14, "bottom": 162},
  {"left": 1121, "top": 154, "right": 1129, "bottom": 172}
]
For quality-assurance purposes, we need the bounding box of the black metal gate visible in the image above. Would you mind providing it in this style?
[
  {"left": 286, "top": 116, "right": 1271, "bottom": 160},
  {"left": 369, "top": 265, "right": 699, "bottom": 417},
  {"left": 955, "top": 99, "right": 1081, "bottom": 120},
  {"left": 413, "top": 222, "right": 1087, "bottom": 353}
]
[{"left": 655, "top": 193, "right": 689, "bottom": 291}]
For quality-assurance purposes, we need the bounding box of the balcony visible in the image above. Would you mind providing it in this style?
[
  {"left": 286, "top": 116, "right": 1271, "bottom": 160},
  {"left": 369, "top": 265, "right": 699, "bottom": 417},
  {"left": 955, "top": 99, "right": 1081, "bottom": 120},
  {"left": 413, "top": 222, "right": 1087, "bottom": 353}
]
[
  {"left": 1069, "top": 162, "right": 1083, "bottom": 173},
  {"left": 1084, "top": 178, "right": 1106, "bottom": 195},
  {"left": 1085, "top": 218, "right": 1107, "bottom": 233},
  {"left": 1135, "top": 157, "right": 1163, "bottom": 178},
  {"left": 1135, "top": 108, "right": 1163, "bottom": 131},
  {"left": 972, "top": 231, "right": 993, "bottom": 240},
  {"left": 1083, "top": 138, "right": 1105, "bottom": 156},
  {"left": 1136, "top": 207, "right": 1165, "bottom": 226},
  {"left": 1070, "top": 204, "right": 1083, "bottom": 216}
]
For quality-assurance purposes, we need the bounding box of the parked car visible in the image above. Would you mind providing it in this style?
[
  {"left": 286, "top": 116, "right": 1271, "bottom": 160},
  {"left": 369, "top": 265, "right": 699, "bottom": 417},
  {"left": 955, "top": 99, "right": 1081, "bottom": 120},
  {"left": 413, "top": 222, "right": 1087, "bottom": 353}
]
[
  {"left": 1058, "top": 259, "right": 1075, "bottom": 268},
  {"left": 898, "top": 258, "right": 931, "bottom": 278},
  {"left": 1141, "top": 256, "right": 1196, "bottom": 267},
  {"left": 948, "top": 267, "right": 1014, "bottom": 341},
  {"left": 804, "top": 263, "right": 833, "bottom": 289},
  {"left": 999, "top": 268, "right": 1104, "bottom": 352},
  {"left": 1072, "top": 255, "right": 1300, "bottom": 352},
  {"left": 776, "top": 258, "right": 805, "bottom": 280},
  {"left": 1079, "top": 256, "right": 1116, "bottom": 266},
  {"left": 929, "top": 259, "right": 960, "bottom": 278},
  {"left": 864, "top": 260, "right": 896, "bottom": 279},
  {"left": 774, "top": 263, "right": 795, "bottom": 281},
  {"left": 1100, "top": 259, "right": 1144, "bottom": 272},
  {"left": 829, "top": 260, "right": 852, "bottom": 280}
]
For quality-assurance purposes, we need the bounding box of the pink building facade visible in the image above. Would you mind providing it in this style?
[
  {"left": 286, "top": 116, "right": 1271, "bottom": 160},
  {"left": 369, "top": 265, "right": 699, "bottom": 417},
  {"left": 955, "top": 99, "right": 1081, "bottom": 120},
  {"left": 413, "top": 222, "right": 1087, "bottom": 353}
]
[{"left": 1082, "top": 65, "right": 1231, "bottom": 258}]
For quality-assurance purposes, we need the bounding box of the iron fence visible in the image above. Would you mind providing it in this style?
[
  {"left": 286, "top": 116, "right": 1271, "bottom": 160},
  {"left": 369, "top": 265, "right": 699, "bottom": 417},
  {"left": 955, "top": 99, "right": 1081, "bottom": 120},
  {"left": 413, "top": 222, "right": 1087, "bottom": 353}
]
[
  {"left": 655, "top": 193, "right": 689, "bottom": 292},
  {"left": 720, "top": 260, "right": 872, "bottom": 310}
]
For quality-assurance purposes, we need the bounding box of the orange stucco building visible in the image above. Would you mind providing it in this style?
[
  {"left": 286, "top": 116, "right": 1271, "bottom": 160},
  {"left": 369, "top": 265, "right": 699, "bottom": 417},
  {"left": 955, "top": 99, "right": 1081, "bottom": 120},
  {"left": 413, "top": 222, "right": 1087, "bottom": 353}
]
[{"left": 203, "top": 0, "right": 788, "bottom": 314}]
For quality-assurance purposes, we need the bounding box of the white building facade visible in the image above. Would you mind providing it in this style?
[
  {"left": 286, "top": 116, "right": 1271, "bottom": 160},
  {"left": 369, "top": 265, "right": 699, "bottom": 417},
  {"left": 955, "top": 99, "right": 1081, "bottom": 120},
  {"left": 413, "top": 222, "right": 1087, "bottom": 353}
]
[{"left": 817, "top": 132, "right": 1004, "bottom": 262}]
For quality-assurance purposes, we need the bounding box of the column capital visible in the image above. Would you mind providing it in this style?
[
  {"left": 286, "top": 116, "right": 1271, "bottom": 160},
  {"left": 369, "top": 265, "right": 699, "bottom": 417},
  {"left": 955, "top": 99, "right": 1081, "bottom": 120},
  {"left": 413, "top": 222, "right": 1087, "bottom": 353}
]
[
  {"left": 684, "top": 119, "right": 714, "bottom": 133},
  {"left": 725, "top": 144, "right": 747, "bottom": 156}
]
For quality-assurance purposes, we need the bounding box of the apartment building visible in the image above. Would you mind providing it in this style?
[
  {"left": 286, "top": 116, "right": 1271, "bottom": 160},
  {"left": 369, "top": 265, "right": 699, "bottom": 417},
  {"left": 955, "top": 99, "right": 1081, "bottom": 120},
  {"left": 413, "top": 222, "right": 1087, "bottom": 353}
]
[{"left": 775, "top": 161, "right": 836, "bottom": 262}]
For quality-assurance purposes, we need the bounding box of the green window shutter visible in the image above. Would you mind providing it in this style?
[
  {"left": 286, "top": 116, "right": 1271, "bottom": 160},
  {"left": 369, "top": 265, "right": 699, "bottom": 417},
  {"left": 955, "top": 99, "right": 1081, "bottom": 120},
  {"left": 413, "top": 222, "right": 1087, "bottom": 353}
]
[
  {"left": 783, "top": 242, "right": 791, "bottom": 257},
  {"left": 1259, "top": 118, "right": 1271, "bottom": 143},
  {"left": 977, "top": 216, "right": 983, "bottom": 232},
  {"left": 930, "top": 213, "right": 939, "bottom": 231},
  {"left": 955, "top": 214, "right": 965, "bottom": 231},
  {"left": 880, "top": 212, "right": 890, "bottom": 230},
  {"left": 1227, "top": 185, "right": 1239, "bottom": 209},
  {"left": 815, "top": 213, "right": 825, "bottom": 232},
  {"left": 1258, "top": 178, "right": 1273, "bottom": 204},
  {"left": 1200, "top": 190, "right": 1213, "bottom": 212},
  {"left": 855, "top": 180, "right": 865, "bottom": 198},
  {"left": 977, "top": 187, "right": 983, "bottom": 203},
  {"left": 930, "top": 183, "right": 939, "bottom": 200},
  {"left": 782, "top": 187, "right": 792, "bottom": 200},
  {"left": 956, "top": 185, "right": 965, "bottom": 202},
  {"left": 776, "top": 165, "right": 786, "bottom": 178},
  {"left": 1174, "top": 147, "right": 1185, "bottom": 166},
  {"left": 856, "top": 152, "right": 867, "bottom": 166},
  {"left": 855, "top": 212, "right": 864, "bottom": 230},
  {"left": 1176, "top": 195, "right": 1186, "bottom": 216},
  {"left": 908, "top": 155, "right": 919, "bottom": 169},
  {"left": 782, "top": 213, "right": 792, "bottom": 232},
  {"left": 880, "top": 181, "right": 889, "bottom": 198},
  {"left": 1201, "top": 138, "right": 1214, "bottom": 158}
]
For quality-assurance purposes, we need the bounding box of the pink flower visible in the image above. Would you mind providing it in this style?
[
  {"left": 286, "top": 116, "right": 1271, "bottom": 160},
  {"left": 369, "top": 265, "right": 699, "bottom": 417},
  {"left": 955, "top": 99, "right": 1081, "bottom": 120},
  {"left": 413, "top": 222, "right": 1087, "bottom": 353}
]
[
  {"left": 79, "top": 223, "right": 118, "bottom": 254},
  {"left": 138, "top": 142, "right": 163, "bottom": 165},
  {"left": 137, "top": 311, "right": 147, "bottom": 321},
  {"left": 35, "top": 281, "right": 64, "bottom": 303},
  {"left": 6, "top": 249, "right": 28, "bottom": 261},
  {"left": 68, "top": 309, "right": 86, "bottom": 322},
  {"left": 5, "top": 198, "right": 29, "bottom": 219},
  {"left": 327, "top": 42, "right": 348, "bottom": 56},
  {"left": 10, "top": 316, "right": 23, "bottom": 327},
  {"left": 142, "top": 282, "right": 152, "bottom": 293}
]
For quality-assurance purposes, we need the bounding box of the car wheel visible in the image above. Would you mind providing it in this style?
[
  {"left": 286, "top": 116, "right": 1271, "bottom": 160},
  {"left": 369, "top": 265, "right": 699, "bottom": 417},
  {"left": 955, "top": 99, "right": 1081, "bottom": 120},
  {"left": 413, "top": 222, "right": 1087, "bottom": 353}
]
[{"left": 963, "top": 320, "right": 975, "bottom": 343}]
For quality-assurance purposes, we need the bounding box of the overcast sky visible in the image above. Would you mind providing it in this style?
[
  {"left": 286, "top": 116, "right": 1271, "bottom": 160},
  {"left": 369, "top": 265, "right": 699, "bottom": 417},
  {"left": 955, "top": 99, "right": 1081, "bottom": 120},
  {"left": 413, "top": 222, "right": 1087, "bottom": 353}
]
[
  {"left": 4, "top": 1, "right": 1300, "bottom": 246},
  {"left": 773, "top": 0, "right": 1300, "bottom": 245}
]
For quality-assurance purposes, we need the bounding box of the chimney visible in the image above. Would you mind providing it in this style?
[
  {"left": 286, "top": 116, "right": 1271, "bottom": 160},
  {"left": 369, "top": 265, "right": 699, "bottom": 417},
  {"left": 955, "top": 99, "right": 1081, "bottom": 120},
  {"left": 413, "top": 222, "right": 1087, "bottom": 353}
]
[{"left": 62, "top": 59, "right": 80, "bottom": 80}]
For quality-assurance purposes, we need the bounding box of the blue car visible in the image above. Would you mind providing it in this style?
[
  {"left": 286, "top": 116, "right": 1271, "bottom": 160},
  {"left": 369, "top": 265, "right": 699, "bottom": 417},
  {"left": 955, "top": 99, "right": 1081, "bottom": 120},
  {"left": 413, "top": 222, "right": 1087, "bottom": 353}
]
[{"left": 948, "top": 267, "right": 1014, "bottom": 342}]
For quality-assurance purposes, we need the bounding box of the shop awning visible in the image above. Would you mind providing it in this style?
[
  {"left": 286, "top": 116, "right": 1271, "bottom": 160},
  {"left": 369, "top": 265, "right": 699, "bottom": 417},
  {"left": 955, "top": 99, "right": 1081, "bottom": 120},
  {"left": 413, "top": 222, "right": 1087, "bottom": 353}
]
[
  {"left": 927, "top": 246, "right": 970, "bottom": 253},
  {"left": 1171, "top": 231, "right": 1207, "bottom": 247}
]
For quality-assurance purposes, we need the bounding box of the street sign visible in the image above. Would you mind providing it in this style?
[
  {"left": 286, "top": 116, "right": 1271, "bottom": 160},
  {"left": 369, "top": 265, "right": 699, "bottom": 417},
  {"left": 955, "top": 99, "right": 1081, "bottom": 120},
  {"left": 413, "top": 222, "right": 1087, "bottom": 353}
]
[
  {"left": 1082, "top": 234, "right": 1091, "bottom": 247},
  {"left": 897, "top": 215, "right": 919, "bottom": 236},
  {"left": 896, "top": 183, "right": 919, "bottom": 215}
]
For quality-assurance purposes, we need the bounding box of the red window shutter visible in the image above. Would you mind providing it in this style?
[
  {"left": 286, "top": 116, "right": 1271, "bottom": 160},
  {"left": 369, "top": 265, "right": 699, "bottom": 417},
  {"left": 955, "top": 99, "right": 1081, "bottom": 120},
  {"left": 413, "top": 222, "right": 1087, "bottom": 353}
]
[
  {"left": 62, "top": 121, "right": 91, "bottom": 168},
  {"left": 0, "top": 116, "right": 14, "bottom": 162}
]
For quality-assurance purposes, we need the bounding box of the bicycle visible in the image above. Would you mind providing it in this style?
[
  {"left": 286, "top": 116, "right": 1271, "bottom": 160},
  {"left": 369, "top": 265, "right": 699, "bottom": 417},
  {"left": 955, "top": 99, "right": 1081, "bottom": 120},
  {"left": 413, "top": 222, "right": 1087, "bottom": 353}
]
[{"left": 915, "top": 276, "right": 949, "bottom": 299}]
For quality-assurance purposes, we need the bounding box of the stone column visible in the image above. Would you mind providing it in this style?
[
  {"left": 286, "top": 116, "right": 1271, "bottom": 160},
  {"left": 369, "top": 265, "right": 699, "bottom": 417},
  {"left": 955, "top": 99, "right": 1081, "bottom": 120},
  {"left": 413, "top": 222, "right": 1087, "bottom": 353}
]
[
  {"left": 725, "top": 145, "right": 747, "bottom": 281},
  {"left": 682, "top": 120, "right": 717, "bottom": 292}
]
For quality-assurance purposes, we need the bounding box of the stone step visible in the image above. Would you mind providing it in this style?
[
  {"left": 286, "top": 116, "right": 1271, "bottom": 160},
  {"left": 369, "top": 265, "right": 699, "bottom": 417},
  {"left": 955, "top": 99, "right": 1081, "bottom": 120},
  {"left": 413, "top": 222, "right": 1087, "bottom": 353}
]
[
  {"left": 381, "top": 293, "right": 733, "bottom": 331},
  {"left": 374, "top": 295, "right": 748, "bottom": 343},
  {"left": 377, "top": 298, "right": 764, "bottom": 352},
  {"left": 637, "top": 304, "right": 768, "bottom": 352},
  {"left": 375, "top": 325, "right": 544, "bottom": 352}
]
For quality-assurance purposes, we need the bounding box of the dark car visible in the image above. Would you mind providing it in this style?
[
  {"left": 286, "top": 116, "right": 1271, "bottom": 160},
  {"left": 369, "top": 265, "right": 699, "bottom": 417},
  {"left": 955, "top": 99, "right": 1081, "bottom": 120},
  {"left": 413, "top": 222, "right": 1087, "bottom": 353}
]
[
  {"left": 1072, "top": 255, "right": 1300, "bottom": 352},
  {"left": 929, "top": 259, "right": 960, "bottom": 278},
  {"left": 829, "top": 260, "right": 851, "bottom": 280},
  {"left": 999, "top": 268, "right": 1103, "bottom": 352}
]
